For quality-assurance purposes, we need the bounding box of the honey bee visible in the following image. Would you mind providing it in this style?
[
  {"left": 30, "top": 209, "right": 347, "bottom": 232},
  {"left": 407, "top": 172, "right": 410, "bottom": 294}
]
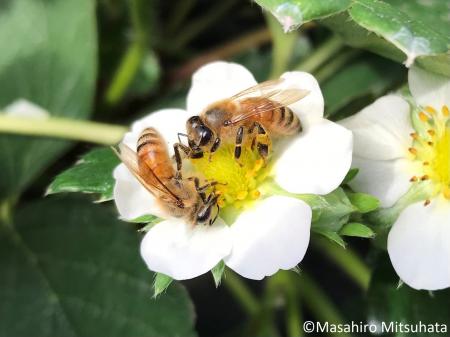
[
  {"left": 174, "top": 78, "right": 309, "bottom": 173},
  {"left": 115, "top": 127, "right": 219, "bottom": 226}
]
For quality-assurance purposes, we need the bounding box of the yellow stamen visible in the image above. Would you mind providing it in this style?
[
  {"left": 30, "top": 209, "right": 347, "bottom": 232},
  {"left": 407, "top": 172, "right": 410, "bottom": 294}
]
[
  {"left": 424, "top": 199, "right": 431, "bottom": 206},
  {"left": 190, "top": 143, "right": 270, "bottom": 210},
  {"left": 442, "top": 105, "right": 449, "bottom": 117},
  {"left": 419, "top": 112, "right": 429, "bottom": 122},
  {"left": 409, "top": 147, "right": 418, "bottom": 155},
  {"left": 425, "top": 106, "right": 437, "bottom": 115},
  {"left": 409, "top": 106, "right": 450, "bottom": 200},
  {"left": 444, "top": 187, "right": 450, "bottom": 200}
]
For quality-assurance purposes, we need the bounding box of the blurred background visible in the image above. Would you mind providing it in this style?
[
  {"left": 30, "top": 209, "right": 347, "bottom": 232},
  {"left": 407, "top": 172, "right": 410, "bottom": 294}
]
[{"left": 1, "top": 0, "right": 449, "bottom": 336}]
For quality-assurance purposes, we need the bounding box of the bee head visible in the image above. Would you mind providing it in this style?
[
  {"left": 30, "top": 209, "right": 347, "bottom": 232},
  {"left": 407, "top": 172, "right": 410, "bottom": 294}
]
[{"left": 186, "top": 116, "right": 213, "bottom": 147}]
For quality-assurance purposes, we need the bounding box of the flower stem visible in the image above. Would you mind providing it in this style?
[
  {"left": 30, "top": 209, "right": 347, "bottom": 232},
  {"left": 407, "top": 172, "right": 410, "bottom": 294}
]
[
  {"left": 265, "top": 13, "right": 297, "bottom": 79},
  {"left": 268, "top": 271, "right": 304, "bottom": 337},
  {"left": 223, "top": 269, "right": 260, "bottom": 316},
  {"left": 0, "top": 115, "right": 127, "bottom": 145},
  {"left": 297, "top": 272, "right": 351, "bottom": 337},
  {"left": 313, "top": 237, "right": 371, "bottom": 290},
  {"left": 295, "top": 35, "right": 344, "bottom": 73},
  {"left": 105, "top": 0, "right": 148, "bottom": 105}
]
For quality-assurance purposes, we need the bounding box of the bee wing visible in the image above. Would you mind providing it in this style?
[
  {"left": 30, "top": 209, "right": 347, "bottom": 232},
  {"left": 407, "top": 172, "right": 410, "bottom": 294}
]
[
  {"left": 113, "top": 143, "right": 182, "bottom": 204},
  {"left": 230, "top": 78, "right": 285, "bottom": 100},
  {"left": 227, "top": 85, "right": 309, "bottom": 125}
]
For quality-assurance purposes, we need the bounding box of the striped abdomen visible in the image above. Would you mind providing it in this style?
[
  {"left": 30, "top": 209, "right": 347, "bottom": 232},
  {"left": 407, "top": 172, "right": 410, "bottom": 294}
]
[
  {"left": 242, "top": 98, "right": 302, "bottom": 136},
  {"left": 137, "top": 127, "right": 175, "bottom": 180}
]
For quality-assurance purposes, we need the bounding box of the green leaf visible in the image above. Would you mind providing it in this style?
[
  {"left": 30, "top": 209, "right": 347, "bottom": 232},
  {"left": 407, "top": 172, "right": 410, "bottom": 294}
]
[
  {"left": 321, "top": 0, "right": 450, "bottom": 76},
  {"left": 211, "top": 261, "right": 226, "bottom": 287},
  {"left": 255, "top": 0, "right": 351, "bottom": 32},
  {"left": 313, "top": 230, "right": 346, "bottom": 248},
  {"left": 153, "top": 273, "right": 174, "bottom": 298},
  {"left": 367, "top": 255, "right": 450, "bottom": 336},
  {"left": 0, "top": 196, "right": 196, "bottom": 337},
  {"left": 348, "top": 192, "right": 380, "bottom": 213},
  {"left": 340, "top": 222, "right": 375, "bottom": 238},
  {"left": 47, "top": 148, "right": 120, "bottom": 202},
  {"left": 349, "top": 0, "right": 448, "bottom": 67},
  {"left": 0, "top": 0, "right": 97, "bottom": 199},
  {"left": 308, "top": 188, "right": 355, "bottom": 232},
  {"left": 342, "top": 168, "right": 359, "bottom": 185}
]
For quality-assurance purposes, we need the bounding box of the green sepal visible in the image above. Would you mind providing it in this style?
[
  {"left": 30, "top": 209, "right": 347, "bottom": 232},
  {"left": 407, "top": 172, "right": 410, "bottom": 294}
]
[
  {"left": 211, "top": 261, "right": 226, "bottom": 287},
  {"left": 153, "top": 273, "right": 173, "bottom": 298}
]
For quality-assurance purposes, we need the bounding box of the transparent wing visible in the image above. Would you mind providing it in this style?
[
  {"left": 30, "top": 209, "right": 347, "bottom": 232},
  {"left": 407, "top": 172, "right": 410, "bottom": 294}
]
[
  {"left": 227, "top": 84, "right": 309, "bottom": 125},
  {"left": 113, "top": 143, "right": 181, "bottom": 203}
]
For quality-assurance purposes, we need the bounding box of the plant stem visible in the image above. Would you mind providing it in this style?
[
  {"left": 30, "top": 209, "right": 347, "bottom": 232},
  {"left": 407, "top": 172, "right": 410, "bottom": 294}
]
[
  {"left": 223, "top": 269, "right": 259, "bottom": 316},
  {"left": 170, "top": 27, "right": 271, "bottom": 82},
  {"left": 0, "top": 115, "right": 127, "bottom": 145},
  {"left": 265, "top": 13, "right": 297, "bottom": 79},
  {"left": 313, "top": 237, "right": 371, "bottom": 291},
  {"left": 171, "top": 0, "right": 238, "bottom": 51},
  {"left": 167, "top": 0, "right": 197, "bottom": 35},
  {"left": 105, "top": 0, "right": 148, "bottom": 105},
  {"left": 297, "top": 272, "right": 351, "bottom": 337},
  {"left": 315, "top": 49, "right": 360, "bottom": 84},
  {"left": 268, "top": 271, "right": 304, "bottom": 337},
  {"left": 295, "top": 35, "right": 344, "bottom": 73}
]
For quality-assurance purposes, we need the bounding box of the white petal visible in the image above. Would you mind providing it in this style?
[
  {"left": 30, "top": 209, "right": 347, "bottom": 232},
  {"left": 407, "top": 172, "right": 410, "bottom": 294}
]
[
  {"left": 339, "top": 95, "right": 413, "bottom": 161},
  {"left": 280, "top": 71, "right": 324, "bottom": 125},
  {"left": 4, "top": 99, "right": 49, "bottom": 119},
  {"left": 186, "top": 61, "right": 257, "bottom": 114},
  {"left": 140, "top": 219, "right": 232, "bottom": 280},
  {"left": 409, "top": 66, "right": 450, "bottom": 109},
  {"left": 349, "top": 156, "right": 417, "bottom": 208},
  {"left": 274, "top": 119, "right": 353, "bottom": 195},
  {"left": 122, "top": 109, "right": 191, "bottom": 156},
  {"left": 388, "top": 199, "right": 450, "bottom": 290},
  {"left": 225, "top": 196, "right": 311, "bottom": 280},
  {"left": 113, "top": 164, "right": 165, "bottom": 220}
]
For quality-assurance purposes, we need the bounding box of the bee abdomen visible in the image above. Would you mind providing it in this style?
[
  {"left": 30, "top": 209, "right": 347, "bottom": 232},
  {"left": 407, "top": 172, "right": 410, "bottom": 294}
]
[
  {"left": 275, "top": 107, "right": 302, "bottom": 134},
  {"left": 137, "top": 128, "right": 162, "bottom": 154}
]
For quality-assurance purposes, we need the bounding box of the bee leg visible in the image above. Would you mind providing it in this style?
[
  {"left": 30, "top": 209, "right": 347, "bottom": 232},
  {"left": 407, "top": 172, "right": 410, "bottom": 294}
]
[
  {"left": 173, "top": 143, "right": 191, "bottom": 180},
  {"left": 234, "top": 126, "right": 244, "bottom": 162},
  {"left": 253, "top": 122, "right": 270, "bottom": 163},
  {"left": 208, "top": 137, "right": 221, "bottom": 162},
  {"left": 177, "top": 132, "right": 189, "bottom": 144}
]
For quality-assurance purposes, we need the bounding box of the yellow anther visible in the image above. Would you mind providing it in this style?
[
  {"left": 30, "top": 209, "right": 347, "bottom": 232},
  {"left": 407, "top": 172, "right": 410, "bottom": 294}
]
[
  {"left": 251, "top": 190, "right": 261, "bottom": 199},
  {"left": 236, "top": 190, "right": 248, "bottom": 200},
  {"left": 408, "top": 147, "right": 418, "bottom": 155},
  {"left": 423, "top": 161, "right": 430, "bottom": 166},
  {"left": 419, "top": 112, "right": 429, "bottom": 122},
  {"left": 410, "top": 176, "right": 418, "bottom": 182},
  {"left": 254, "top": 159, "right": 264, "bottom": 171},
  {"left": 442, "top": 105, "right": 449, "bottom": 117},
  {"left": 428, "top": 141, "right": 434, "bottom": 146},
  {"left": 421, "top": 175, "right": 429, "bottom": 181},
  {"left": 444, "top": 187, "right": 450, "bottom": 200},
  {"left": 218, "top": 199, "right": 225, "bottom": 207},
  {"left": 427, "top": 129, "right": 436, "bottom": 136},
  {"left": 410, "top": 132, "right": 418, "bottom": 139},
  {"left": 425, "top": 106, "right": 437, "bottom": 115},
  {"left": 424, "top": 199, "right": 431, "bottom": 206}
]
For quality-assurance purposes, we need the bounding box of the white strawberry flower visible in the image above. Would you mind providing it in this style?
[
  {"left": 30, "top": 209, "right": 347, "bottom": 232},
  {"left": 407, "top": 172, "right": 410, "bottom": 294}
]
[
  {"left": 340, "top": 66, "right": 450, "bottom": 290},
  {"left": 113, "top": 62, "right": 353, "bottom": 280}
]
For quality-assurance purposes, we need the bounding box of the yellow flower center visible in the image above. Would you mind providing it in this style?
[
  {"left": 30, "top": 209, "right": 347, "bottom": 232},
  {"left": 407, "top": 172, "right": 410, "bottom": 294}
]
[
  {"left": 409, "top": 105, "right": 450, "bottom": 200},
  {"left": 190, "top": 143, "right": 271, "bottom": 210}
]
